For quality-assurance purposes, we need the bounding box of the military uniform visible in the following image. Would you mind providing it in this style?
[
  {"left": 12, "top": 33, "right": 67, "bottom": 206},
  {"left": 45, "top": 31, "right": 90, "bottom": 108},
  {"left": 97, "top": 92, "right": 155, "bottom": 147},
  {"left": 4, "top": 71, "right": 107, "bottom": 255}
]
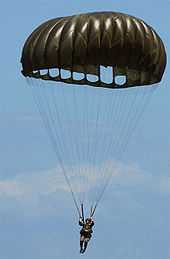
[{"left": 79, "top": 218, "right": 94, "bottom": 253}]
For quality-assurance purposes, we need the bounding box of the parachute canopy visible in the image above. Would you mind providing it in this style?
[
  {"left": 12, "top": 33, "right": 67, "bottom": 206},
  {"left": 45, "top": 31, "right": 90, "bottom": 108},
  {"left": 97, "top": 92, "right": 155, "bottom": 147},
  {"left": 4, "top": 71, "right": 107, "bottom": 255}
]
[
  {"left": 21, "top": 12, "right": 167, "bottom": 216},
  {"left": 21, "top": 11, "right": 166, "bottom": 88}
]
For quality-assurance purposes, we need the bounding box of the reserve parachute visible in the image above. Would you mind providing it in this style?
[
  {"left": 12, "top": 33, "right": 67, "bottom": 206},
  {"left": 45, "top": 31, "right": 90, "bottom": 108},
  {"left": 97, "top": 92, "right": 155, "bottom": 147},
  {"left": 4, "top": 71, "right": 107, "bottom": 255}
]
[{"left": 21, "top": 12, "right": 166, "bottom": 217}]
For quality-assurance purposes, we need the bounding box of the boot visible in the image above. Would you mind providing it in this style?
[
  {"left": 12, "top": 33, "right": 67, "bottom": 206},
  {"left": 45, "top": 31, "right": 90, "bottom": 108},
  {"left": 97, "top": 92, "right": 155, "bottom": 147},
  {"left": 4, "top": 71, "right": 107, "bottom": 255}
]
[
  {"left": 80, "top": 241, "right": 83, "bottom": 253},
  {"left": 82, "top": 241, "right": 88, "bottom": 253}
]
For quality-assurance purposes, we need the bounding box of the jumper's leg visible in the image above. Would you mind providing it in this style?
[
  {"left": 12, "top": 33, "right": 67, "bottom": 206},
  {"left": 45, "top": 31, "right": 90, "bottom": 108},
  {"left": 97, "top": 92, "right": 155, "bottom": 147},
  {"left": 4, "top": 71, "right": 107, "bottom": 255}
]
[
  {"left": 82, "top": 241, "right": 88, "bottom": 253},
  {"left": 80, "top": 235, "right": 84, "bottom": 254}
]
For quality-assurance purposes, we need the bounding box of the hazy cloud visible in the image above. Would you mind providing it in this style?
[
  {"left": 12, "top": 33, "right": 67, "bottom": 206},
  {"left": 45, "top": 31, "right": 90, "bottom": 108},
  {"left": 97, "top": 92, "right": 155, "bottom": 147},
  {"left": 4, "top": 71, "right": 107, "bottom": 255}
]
[{"left": 0, "top": 161, "right": 169, "bottom": 203}]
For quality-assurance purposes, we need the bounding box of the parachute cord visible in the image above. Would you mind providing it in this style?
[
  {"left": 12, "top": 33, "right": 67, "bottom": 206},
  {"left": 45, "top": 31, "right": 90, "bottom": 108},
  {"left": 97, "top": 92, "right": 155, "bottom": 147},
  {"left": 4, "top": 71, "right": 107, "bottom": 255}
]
[
  {"left": 27, "top": 79, "right": 81, "bottom": 218},
  {"left": 50, "top": 85, "right": 81, "bottom": 205},
  {"left": 42, "top": 96, "right": 81, "bottom": 217},
  {"left": 41, "top": 84, "right": 81, "bottom": 217},
  {"left": 72, "top": 86, "right": 85, "bottom": 204},
  {"left": 91, "top": 87, "right": 156, "bottom": 216},
  {"left": 59, "top": 163, "right": 81, "bottom": 218},
  {"left": 90, "top": 174, "right": 111, "bottom": 217},
  {"left": 81, "top": 203, "right": 85, "bottom": 221},
  {"left": 120, "top": 87, "right": 155, "bottom": 154},
  {"left": 91, "top": 89, "right": 127, "bottom": 210}
]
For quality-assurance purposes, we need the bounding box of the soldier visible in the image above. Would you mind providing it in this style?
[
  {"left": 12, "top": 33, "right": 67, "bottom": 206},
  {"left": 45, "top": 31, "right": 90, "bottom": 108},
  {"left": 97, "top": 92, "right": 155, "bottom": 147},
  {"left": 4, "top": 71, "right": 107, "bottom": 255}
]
[{"left": 79, "top": 217, "right": 94, "bottom": 253}]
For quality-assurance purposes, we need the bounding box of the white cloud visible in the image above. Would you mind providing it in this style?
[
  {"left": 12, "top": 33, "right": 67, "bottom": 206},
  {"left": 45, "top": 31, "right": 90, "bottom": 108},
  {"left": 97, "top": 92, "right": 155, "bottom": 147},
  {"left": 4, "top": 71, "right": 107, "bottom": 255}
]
[
  {"left": 0, "top": 161, "right": 170, "bottom": 217},
  {"left": 0, "top": 168, "right": 66, "bottom": 199},
  {"left": 0, "top": 161, "right": 169, "bottom": 200},
  {"left": 0, "top": 161, "right": 169, "bottom": 216}
]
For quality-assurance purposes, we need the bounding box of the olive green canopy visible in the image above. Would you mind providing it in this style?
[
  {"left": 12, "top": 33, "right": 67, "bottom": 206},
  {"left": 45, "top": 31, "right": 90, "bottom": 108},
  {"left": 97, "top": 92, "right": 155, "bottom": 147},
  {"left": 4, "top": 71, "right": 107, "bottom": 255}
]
[{"left": 21, "top": 12, "right": 166, "bottom": 88}]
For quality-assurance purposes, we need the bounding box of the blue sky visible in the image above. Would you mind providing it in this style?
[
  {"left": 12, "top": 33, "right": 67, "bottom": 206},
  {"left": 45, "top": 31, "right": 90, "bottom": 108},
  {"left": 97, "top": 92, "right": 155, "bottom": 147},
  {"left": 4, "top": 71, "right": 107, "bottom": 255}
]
[{"left": 0, "top": 0, "right": 170, "bottom": 258}]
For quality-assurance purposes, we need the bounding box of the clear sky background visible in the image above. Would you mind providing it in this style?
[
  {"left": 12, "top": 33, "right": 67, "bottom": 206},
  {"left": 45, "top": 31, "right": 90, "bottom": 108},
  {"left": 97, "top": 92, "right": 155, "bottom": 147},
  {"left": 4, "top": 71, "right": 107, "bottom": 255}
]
[{"left": 0, "top": 0, "right": 170, "bottom": 258}]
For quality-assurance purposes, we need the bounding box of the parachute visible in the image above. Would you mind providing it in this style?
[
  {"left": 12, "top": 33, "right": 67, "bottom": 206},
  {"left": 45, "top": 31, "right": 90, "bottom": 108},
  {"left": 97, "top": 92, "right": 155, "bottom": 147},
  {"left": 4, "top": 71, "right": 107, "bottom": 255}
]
[{"left": 21, "top": 12, "right": 166, "bottom": 217}]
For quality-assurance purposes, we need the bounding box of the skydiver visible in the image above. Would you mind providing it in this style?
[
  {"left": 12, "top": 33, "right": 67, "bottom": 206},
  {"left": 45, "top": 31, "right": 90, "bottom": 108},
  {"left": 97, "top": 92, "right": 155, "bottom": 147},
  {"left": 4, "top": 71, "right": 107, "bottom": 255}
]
[{"left": 79, "top": 216, "right": 94, "bottom": 254}]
